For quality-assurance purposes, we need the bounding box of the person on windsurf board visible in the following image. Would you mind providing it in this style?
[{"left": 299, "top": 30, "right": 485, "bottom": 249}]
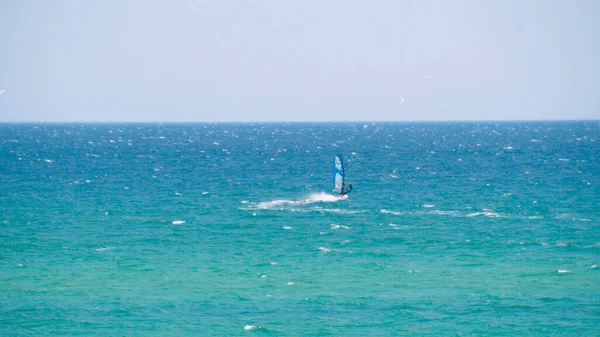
[
  {"left": 333, "top": 154, "right": 353, "bottom": 199},
  {"left": 341, "top": 183, "right": 353, "bottom": 195},
  {"left": 339, "top": 182, "right": 353, "bottom": 199}
]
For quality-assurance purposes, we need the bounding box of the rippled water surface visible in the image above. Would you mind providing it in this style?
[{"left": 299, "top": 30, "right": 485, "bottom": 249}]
[{"left": 1, "top": 122, "right": 599, "bottom": 336}]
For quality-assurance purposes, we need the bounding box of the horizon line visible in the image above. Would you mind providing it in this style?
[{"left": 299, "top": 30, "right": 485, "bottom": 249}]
[{"left": 0, "top": 118, "right": 599, "bottom": 124}]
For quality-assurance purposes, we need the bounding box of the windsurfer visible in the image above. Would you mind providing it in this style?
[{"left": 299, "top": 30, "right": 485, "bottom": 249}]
[{"left": 341, "top": 183, "right": 353, "bottom": 196}]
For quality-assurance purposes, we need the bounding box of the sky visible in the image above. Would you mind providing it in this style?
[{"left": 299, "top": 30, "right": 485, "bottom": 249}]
[{"left": 0, "top": 0, "right": 599, "bottom": 122}]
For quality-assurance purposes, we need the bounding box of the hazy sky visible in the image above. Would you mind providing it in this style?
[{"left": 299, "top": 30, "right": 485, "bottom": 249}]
[{"left": 1, "top": 0, "right": 599, "bottom": 122}]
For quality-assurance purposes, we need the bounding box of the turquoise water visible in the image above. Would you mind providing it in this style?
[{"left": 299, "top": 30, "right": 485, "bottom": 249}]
[{"left": 1, "top": 122, "right": 599, "bottom": 336}]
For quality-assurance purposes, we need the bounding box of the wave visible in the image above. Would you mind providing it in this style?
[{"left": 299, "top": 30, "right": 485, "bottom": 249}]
[
  {"left": 466, "top": 211, "right": 503, "bottom": 218},
  {"left": 379, "top": 208, "right": 544, "bottom": 219},
  {"left": 380, "top": 209, "right": 404, "bottom": 215},
  {"left": 243, "top": 199, "right": 592, "bottom": 222},
  {"left": 428, "top": 210, "right": 460, "bottom": 216},
  {"left": 241, "top": 192, "right": 344, "bottom": 211},
  {"left": 95, "top": 247, "right": 114, "bottom": 252}
]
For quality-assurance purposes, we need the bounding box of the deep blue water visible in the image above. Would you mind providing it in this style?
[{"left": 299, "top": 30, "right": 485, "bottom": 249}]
[{"left": 1, "top": 122, "right": 599, "bottom": 336}]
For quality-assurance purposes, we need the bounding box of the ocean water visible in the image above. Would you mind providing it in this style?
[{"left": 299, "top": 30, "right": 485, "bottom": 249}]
[{"left": 1, "top": 122, "right": 599, "bottom": 336}]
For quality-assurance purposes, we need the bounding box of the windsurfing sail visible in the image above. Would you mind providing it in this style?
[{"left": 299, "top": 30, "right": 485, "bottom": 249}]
[{"left": 333, "top": 154, "right": 345, "bottom": 194}]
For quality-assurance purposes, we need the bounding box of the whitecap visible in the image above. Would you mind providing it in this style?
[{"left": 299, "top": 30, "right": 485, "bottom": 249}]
[
  {"left": 255, "top": 199, "right": 300, "bottom": 209},
  {"left": 95, "top": 247, "right": 113, "bottom": 252},
  {"left": 314, "top": 208, "right": 365, "bottom": 214},
  {"left": 429, "top": 210, "right": 459, "bottom": 216},
  {"left": 591, "top": 265, "right": 597, "bottom": 269},
  {"left": 287, "top": 282, "right": 294, "bottom": 285},
  {"left": 319, "top": 247, "right": 331, "bottom": 252},
  {"left": 423, "top": 204, "right": 435, "bottom": 208},
  {"left": 557, "top": 269, "right": 570, "bottom": 274},
  {"left": 244, "top": 325, "right": 257, "bottom": 331},
  {"left": 466, "top": 211, "right": 501, "bottom": 218},
  {"left": 201, "top": 191, "right": 209, "bottom": 195},
  {"left": 380, "top": 209, "right": 404, "bottom": 215},
  {"left": 172, "top": 220, "right": 186, "bottom": 225},
  {"left": 283, "top": 226, "right": 293, "bottom": 230},
  {"left": 44, "top": 159, "right": 54, "bottom": 163}
]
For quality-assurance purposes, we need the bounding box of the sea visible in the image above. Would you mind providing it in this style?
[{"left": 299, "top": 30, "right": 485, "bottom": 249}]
[{"left": 1, "top": 122, "right": 599, "bottom": 336}]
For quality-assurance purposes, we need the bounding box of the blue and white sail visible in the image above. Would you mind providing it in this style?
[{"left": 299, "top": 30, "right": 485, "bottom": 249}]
[{"left": 333, "top": 154, "right": 345, "bottom": 194}]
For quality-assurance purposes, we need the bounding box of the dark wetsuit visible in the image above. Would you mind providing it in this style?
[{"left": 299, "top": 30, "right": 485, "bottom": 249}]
[{"left": 341, "top": 183, "right": 353, "bottom": 196}]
